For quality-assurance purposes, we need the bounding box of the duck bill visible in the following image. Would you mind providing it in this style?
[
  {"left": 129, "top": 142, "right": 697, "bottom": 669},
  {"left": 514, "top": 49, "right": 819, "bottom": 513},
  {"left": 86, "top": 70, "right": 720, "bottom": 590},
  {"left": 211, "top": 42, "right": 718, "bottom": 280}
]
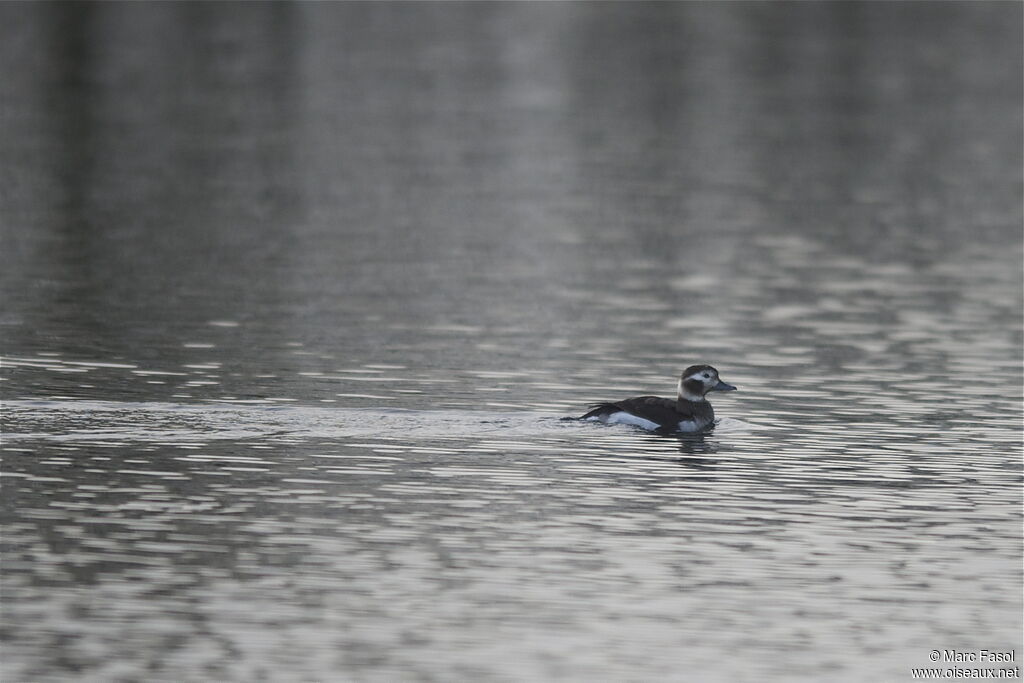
[{"left": 712, "top": 381, "right": 737, "bottom": 392}]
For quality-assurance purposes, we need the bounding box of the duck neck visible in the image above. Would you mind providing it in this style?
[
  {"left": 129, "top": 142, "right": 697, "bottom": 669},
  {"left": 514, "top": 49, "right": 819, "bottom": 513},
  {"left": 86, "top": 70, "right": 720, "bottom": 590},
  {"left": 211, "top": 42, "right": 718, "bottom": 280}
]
[{"left": 676, "top": 379, "right": 706, "bottom": 404}]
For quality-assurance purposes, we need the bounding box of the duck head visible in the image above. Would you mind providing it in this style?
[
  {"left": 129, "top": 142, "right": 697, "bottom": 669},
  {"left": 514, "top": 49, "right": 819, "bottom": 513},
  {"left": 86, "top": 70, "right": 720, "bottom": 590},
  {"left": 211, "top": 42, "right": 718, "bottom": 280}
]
[{"left": 677, "top": 364, "right": 737, "bottom": 402}]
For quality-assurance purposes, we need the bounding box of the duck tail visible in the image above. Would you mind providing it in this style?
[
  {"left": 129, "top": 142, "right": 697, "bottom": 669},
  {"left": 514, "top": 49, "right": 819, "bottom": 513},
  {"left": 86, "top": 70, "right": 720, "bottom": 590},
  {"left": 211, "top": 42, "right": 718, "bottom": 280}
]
[{"left": 579, "top": 403, "right": 620, "bottom": 420}]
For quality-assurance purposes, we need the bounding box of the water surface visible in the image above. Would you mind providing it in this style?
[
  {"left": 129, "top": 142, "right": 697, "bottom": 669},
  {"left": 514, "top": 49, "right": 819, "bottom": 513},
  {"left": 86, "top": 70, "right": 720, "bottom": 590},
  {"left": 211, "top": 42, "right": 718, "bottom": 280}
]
[{"left": 2, "top": 3, "right": 1021, "bottom": 681}]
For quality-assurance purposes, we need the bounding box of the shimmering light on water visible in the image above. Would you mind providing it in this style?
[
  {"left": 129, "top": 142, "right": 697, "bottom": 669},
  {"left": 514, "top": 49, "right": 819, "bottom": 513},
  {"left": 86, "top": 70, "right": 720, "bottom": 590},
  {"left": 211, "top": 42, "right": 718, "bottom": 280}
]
[{"left": 2, "top": 2, "right": 1021, "bottom": 682}]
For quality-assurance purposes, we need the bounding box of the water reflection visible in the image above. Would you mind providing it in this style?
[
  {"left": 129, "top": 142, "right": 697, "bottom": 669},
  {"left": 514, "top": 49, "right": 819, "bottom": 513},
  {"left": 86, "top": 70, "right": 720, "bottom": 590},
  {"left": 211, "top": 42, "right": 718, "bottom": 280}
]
[{"left": 2, "top": 2, "right": 1021, "bottom": 682}]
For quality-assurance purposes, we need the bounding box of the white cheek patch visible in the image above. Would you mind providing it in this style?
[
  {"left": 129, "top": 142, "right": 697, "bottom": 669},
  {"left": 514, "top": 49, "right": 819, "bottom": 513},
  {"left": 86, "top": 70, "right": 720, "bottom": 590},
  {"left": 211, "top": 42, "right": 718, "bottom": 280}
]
[{"left": 602, "top": 412, "right": 661, "bottom": 431}]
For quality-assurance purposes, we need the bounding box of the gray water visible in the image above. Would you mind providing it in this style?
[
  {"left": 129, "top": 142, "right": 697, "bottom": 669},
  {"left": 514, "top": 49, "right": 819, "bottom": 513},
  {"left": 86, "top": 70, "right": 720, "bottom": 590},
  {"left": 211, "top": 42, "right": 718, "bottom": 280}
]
[{"left": 2, "top": 3, "right": 1022, "bottom": 682}]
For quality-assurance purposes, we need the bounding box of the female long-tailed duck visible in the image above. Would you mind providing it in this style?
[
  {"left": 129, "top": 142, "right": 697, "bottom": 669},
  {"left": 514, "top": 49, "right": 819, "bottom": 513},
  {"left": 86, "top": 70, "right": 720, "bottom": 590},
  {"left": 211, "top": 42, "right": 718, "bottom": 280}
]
[{"left": 580, "top": 365, "right": 736, "bottom": 433}]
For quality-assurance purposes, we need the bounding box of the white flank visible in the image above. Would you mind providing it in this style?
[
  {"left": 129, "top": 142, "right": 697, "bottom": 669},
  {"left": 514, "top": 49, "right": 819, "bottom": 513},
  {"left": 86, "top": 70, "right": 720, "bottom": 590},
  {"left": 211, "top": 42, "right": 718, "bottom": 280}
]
[{"left": 601, "top": 412, "right": 661, "bottom": 431}]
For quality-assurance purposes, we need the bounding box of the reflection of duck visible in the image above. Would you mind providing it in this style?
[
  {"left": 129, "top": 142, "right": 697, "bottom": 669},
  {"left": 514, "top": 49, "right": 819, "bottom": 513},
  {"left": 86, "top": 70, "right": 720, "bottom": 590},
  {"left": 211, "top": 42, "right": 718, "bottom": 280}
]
[
  {"left": 675, "top": 432, "right": 720, "bottom": 457},
  {"left": 580, "top": 365, "right": 737, "bottom": 434}
]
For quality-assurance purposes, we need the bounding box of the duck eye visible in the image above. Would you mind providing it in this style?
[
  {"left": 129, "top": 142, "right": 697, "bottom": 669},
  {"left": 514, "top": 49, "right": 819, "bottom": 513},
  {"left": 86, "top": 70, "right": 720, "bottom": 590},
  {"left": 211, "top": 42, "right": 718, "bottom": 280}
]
[{"left": 702, "top": 373, "right": 710, "bottom": 379}]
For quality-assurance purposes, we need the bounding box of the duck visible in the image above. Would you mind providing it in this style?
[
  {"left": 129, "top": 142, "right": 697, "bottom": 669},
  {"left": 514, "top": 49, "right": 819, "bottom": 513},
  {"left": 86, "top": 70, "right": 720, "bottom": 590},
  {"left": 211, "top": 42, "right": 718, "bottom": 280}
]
[{"left": 580, "top": 365, "right": 736, "bottom": 433}]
